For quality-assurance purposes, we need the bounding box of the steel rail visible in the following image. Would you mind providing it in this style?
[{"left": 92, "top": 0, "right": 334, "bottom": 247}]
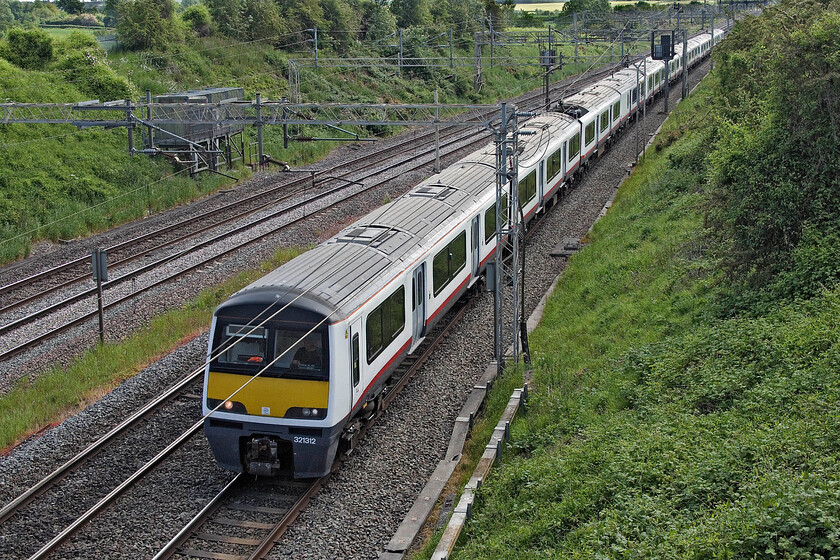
[
  {"left": 0, "top": 47, "right": 677, "bottom": 361},
  {"left": 27, "top": 419, "right": 204, "bottom": 560},
  {"left": 0, "top": 53, "right": 621, "bottom": 324},
  {"left": 0, "top": 54, "right": 619, "bottom": 303},
  {"left": 0, "top": 370, "right": 202, "bottom": 524},
  {"left": 153, "top": 300, "right": 472, "bottom": 560},
  {"left": 151, "top": 473, "right": 243, "bottom": 560}
]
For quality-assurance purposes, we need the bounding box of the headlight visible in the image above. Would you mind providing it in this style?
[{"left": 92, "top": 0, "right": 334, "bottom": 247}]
[
  {"left": 285, "top": 407, "right": 326, "bottom": 419},
  {"left": 207, "top": 398, "right": 247, "bottom": 413}
]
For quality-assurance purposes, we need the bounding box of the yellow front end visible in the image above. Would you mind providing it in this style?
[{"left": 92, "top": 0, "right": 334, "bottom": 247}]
[{"left": 207, "top": 371, "right": 329, "bottom": 418}]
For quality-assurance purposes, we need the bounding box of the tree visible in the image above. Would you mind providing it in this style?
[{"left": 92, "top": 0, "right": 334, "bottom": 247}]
[
  {"left": 276, "top": 0, "right": 326, "bottom": 37},
  {"left": 320, "top": 0, "right": 359, "bottom": 50},
  {"left": 390, "top": 0, "right": 431, "bottom": 28},
  {"left": 242, "top": 0, "right": 280, "bottom": 41},
  {"left": 181, "top": 3, "right": 212, "bottom": 36},
  {"left": 2, "top": 27, "right": 54, "bottom": 69},
  {"left": 204, "top": 0, "right": 245, "bottom": 39},
  {"left": 116, "top": 0, "right": 183, "bottom": 51},
  {"left": 359, "top": 0, "right": 396, "bottom": 40},
  {"left": 104, "top": 0, "right": 122, "bottom": 26},
  {"left": 57, "top": 0, "right": 84, "bottom": 15},
  {"left": 561, "top": 0, "right": 610, "bottom": 14},
  {"left": 0, "top": 1, "right": 14, "bottom": 32}
]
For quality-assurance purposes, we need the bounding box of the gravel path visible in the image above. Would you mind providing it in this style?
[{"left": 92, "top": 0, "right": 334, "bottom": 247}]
[{"left": 0, "top": 59, "right": 711, "bottom": 560}]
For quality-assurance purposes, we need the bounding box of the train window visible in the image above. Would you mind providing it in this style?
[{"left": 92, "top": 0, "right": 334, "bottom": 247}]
[
  {"left": 484, "top": 194, "right": 509, "bottom": 244},
  {"left": 366, "top": 312, "right": 382, "bottom": 361},
  {"left": 366, "top": 286, "right": 405, "bottom": 363},
  {"left": 585, "top": 121, "right": 595, "bottom": 146},
  {"left": 548, "top": 148, "right": 562, "bottom": 180},
  {"left": 612, "top": 101, "right": 620, "bottom": 122},
  {"left": 569, "top": 133, "right": 580, "bottom": 159},
  {"left": 218, "top": 324, "right": 267, "bottom": 365},
  {"left": 599, "top": 111, "right": 609, "bottom": 133},
  {"left": 518, "top": 170, "right": 536, "bottom": 204},
  {"left": 433, "top": 231, "right": 467, "bottom": 296}
]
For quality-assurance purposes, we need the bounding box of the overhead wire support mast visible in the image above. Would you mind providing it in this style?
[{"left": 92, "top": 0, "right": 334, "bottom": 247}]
[
  {"left": 0, "top": 99, "right": 505, "bottom": 170},
  {"left": 489, "top": 103, "right": 534, "bottom": 375},
  {"left": 0, "top": 100, "right": 505, "bottom": 131}
]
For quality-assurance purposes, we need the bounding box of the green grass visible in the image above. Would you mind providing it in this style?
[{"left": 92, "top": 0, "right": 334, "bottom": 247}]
[
  {"left": 429, "top": 75, "right": 840, "bottom": 558},
  {"left": 40, "top": 27, "right": 99, "bottom": 40},
  {"left": 0, "top": 246, "right": 307, "bottom": 452}
]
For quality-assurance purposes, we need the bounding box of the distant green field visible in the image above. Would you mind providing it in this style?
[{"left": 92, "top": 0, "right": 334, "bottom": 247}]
[
  {"left": 514, "top": 0, "right": 673, "bottom": 10},
  {"left": 40, "top": 27, "right": 98, "bottom": 39}
]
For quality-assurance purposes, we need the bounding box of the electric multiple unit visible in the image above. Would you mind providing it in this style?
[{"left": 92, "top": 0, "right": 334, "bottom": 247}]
[{"left": 202, "top": 29, "right": 725, "bottom": 478}]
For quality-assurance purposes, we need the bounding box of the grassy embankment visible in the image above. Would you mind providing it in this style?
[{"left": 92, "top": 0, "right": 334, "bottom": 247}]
[{"left": 413, "top": 2, "right": 840, "bottom": 554}]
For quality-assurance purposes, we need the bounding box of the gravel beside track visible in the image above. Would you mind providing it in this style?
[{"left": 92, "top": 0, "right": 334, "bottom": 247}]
[{"left": 0, "top": 60, "right": 710, "bottom": 559}]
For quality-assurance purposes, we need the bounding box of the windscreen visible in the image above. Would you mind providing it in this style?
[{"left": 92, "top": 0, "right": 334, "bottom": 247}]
[{"left": 212, "top": 319, "right": 329, "bottom": 381}]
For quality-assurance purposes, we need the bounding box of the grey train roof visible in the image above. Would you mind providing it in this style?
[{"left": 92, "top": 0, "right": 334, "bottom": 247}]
[
  {"left": 563, "top": 83, "right": 624, "bottom": 115},
  {"left": 223, "top": 114, "right": 564, "bottom": 321},
  {"left": 518, "top": 112, "right": 579, "bottom": 167}
]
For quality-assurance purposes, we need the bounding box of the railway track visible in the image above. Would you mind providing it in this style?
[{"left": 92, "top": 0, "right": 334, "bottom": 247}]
[
  {"left": 0, "top": 124, "right": 492, "bottom": 362},
  {"left": 0, "top": 28, "right": 723, "bottom": 369},
  {"left": 0, "top": 59, "right": 632, "bottom": 363},
  {"left": 153, "top": 474, "right": 322, "bottom": 560},
  {"left": 153, "top": 299, "right": 472, "bottom": 560},
  {"left": 0, "top": 42, "right": 726, "bottom": 557}
]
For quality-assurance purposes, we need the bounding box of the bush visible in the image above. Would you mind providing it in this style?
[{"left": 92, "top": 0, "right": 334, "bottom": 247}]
[
  {"left": 63, "top": 13, "right": 104, "bottom": 26},
  {"left": 116, "top": 0, "right": 184, "bottom": 51},
  {"left": 181, "top": 3, "right": 211, "bottom": 36},
  {"left": 705, "top": 0, "right": 840, "bottom": 313},
  {"left": 1, "top": 27, "right": 54, "bottom": 69},
  {"left": 54, "top": 31, "right": 134, "bottom": 100}
]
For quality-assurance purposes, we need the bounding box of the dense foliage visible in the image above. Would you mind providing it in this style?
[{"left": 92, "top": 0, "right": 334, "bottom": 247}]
[
  {"left": 116, "top": 0, "right": 184, "bottom": 51},
  {"left": 705, "top": 0, "right": 840, "bottom": 312},
  {"left": 0, "top": 0, "right": 61, "bottom": 32},
  {"left": 446, "top": 1, "right": 840, "bottom": 557},
  {"left": 0, "top": 0, "right": 572, "bottom": 262},
  {"left": 1, "top": 27, "right": 53, "bottom": 69}
]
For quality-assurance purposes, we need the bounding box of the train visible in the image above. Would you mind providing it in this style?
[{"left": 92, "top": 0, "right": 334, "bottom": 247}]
[{"left": 202, "top": 28, "right": 725, "bottom": 479}]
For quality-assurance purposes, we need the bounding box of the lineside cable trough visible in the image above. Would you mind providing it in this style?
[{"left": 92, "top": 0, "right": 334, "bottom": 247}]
[
  {"left": 431, "top": 386, "right": 528, "bottom": 560},
  {"left": 378, "top": 372, "right": 528, "bottom": 560}
]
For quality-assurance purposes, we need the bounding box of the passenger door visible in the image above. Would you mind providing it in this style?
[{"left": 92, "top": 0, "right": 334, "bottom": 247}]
[
  {"left": 410, "top": 265, "right": 426, "bottom": 352},
  {"left": 349, "top": 320, "right": 361, "bottom": 404},
  {"left": 470, "top": 216, "right": 480, "bottom": 278}
]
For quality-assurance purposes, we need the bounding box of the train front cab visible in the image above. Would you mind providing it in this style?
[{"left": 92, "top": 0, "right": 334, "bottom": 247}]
[{"left": 203, "top": 293, "right": 345, "bottom": 478}]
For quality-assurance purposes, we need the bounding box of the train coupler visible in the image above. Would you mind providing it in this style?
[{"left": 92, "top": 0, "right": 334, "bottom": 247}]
[{"left": 244, "top": 437, "right": 284, "bottom": 477}]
